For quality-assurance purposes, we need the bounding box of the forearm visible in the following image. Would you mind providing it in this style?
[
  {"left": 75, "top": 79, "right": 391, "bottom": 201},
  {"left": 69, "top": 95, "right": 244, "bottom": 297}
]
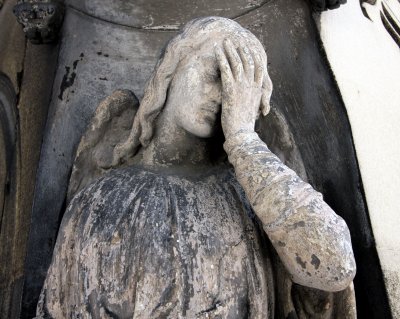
[{"left": 224, "top": 131, "right": 356, "bottom": 291}]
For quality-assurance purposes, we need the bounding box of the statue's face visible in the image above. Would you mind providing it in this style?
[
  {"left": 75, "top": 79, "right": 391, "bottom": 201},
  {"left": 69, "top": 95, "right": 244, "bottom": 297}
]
[{"left": 166, "top": 51, "right": 222, "bottom": 138}]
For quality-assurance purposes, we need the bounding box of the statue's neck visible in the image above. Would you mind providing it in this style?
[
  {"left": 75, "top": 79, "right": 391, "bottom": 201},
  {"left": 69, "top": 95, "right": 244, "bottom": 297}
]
[{"left": 137, "top": 111, "right": 224, "bottom": 168}]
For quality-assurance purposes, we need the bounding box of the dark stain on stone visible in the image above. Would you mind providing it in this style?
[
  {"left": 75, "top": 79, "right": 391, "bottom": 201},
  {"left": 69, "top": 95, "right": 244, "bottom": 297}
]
[
  {"left": 196, "top": 300, "right": 221, "bottom": 316},
  {"left": 96, "top": 51, "right": 109, "bottom": 57},
  {"left": 72, "top": 59, "right": 79, "bottom": 69},
  {"left": 80, "top": 52, "right": 84, "bottom": 58},
  {"left": 311, "top": 254, "right": 320, "bottom": 270},
  {"left": 293, "top": 221, "right": 305, "bottom": 228},
  {"left": 99, "top": 77, "right": 108, "bottom": 81},
  {"left": 58, "top": 66, "right": 75, "bottom": 100},
  {"left": 296, "top": 254, "right": 307, "bottom": 269},
  {"left": 58, "top": 56, "right": 82, "bottom": 101},
  {"left": 278, "top": 241, "right": 286, "bottom": 247}
]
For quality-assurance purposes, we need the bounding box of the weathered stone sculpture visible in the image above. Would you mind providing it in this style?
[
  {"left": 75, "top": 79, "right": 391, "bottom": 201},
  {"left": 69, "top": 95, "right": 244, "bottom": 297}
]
[{"left": 36, "top": 17, "right": 356, "bottom": 318}]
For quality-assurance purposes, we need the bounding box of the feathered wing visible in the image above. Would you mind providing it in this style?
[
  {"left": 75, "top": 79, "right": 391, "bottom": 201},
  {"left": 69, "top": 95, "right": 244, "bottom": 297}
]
[{"left": 67, "top": 89, "right": 139, "bottom": 202}]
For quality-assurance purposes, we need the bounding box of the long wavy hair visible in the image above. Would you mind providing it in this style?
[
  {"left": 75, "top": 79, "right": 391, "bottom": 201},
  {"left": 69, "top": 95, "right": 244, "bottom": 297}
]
[{"left": 112, "top": 16, "right": 273, "bottom": 166}]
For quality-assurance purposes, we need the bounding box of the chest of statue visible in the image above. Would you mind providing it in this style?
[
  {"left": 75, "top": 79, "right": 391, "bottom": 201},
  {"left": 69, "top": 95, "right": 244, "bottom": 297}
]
[{"left": 39, "top": 166, "right": 274, "bottom": 318}]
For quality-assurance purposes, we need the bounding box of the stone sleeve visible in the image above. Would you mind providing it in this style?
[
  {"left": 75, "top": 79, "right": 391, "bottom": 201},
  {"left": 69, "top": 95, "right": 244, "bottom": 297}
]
[{"left": 224, "top": 131, "right": 356, "bottom": 292}]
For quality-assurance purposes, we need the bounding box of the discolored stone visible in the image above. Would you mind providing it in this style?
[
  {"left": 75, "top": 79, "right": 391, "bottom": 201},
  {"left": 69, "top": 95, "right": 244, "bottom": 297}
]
[{"left": 37, "top": 17, "right": 356, "bottom": 319}]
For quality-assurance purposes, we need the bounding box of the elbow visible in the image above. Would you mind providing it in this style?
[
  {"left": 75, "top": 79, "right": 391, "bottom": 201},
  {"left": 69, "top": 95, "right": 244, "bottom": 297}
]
[
  {"left": 329, "top": 251, "right": 357, "bottom": 291},
  {"left": 323, "top": 219, "right": 357, "bottom": 291},
  {"left": 268, "top": 197, "right": 357, "bottom": 292},
  {"left": 303, "top": 209, "right": 357, "bottom": 292},
  {"left": 320, "top": 255, "right": 356, "bottom": 292},
  {"left": 289, "top": 245, "right": 357, "bottom": 292},
  {"left": 332, "top": 271, "right": 356, "bottom": 292}
]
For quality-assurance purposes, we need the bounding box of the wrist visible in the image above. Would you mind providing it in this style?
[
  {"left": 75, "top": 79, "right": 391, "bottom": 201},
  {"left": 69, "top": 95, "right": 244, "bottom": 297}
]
[
  {"left": 223, "top": 123, "right": 255, "bottom": 140},
  {"left": 223, "top": 130, "right": 259, "bottom": 155}
]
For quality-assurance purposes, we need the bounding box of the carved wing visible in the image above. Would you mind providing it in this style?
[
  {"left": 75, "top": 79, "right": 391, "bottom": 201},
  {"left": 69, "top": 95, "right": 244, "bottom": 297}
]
[{"left": 67, "top": 89, "right": 139, "bottom": 202}]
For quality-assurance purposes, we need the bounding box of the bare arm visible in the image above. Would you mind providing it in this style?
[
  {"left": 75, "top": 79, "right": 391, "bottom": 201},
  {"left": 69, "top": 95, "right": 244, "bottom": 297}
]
[{"left": 216, "top": 39, "right": 356, "bottom": 292}]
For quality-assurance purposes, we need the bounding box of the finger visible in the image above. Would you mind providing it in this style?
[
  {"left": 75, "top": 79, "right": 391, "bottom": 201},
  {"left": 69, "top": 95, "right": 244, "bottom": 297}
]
[
  {"left": 223, "top": 39, "right": 243, "bottom": 80},
  {"left": 215, "top": 45, "right": 234, "bottom": 91},
  {"left": 261, "top": 74, "right": 273, "bottom": 116},
  {"left": 252, "top": 51, "right": 264, "bottom": 87},
  {"left": 238, "top": 46, "right": 255, "bottom": 82}
]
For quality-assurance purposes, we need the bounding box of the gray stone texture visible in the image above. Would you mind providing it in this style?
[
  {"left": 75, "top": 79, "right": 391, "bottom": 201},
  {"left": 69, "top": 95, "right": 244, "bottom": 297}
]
[
  {"left": 13, "top": 0, "right": 65, "bottom": 44},
  {"left": 0, "top": 1, "right": 60, "bottom": 317},
  {"left": 0, "top": 0, "right": 391, "bottom": 318},
  {"left": 36, "top": 16, "right": 356, "bottom": 318}
]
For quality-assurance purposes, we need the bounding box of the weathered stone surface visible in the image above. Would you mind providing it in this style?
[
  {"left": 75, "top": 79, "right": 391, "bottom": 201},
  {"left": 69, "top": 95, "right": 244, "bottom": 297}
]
[
  {"left": 65, "top": 0, "right": 347, "bottom": 30},
  {"left": 38, "top": 163, "right": 356, "bottom": 318},
  {"left": 39, "top": 166, "right": 274, "bottom": 318},
  {"left": 0, "top": 23, "right": 60, "bottom": 319},
  {"left": 236, "top": 3, "right": 391, "bottom": 317},
  {"left": 20, "top": 1, "right": 389, "bottom": 318},
  {"left": 17, "top": 41, "right": 60, "bottom": 317},
  {"left": 22, "top": 13, "right": 176, "bottom": 315},
  {"left": 66, "top": 0, "right": 267, "bottom": 30},
  {"left": 0, "top": 3, "right": 61, "bottom": 318},
  {"left": 0, "top": 74, "right": 19, "bottom": 319},
  {"left": 67, "top": 89, "right": 139, "bottom": 201},
  {"left": 0, "top": 0, "right": 25, "bottom": 92},
  {"left": 37, "top": 17, "right": 356, "bottom": 318},
  {"left": 0, "top": 1, "right": 26, "bottom": 318},
  {"left": 13, "top": 0, "right": 65, "bottom": 44}
]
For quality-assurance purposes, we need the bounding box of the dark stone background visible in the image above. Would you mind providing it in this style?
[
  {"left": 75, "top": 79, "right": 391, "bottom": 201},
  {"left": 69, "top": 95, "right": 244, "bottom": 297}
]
[{"left": 0, "top": 0, "right": 391, "bottom": 317}]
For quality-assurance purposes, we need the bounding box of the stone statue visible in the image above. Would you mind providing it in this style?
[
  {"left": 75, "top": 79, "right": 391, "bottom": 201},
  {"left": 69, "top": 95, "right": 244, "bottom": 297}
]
[{"left": 36, "top": 17, "right": 356, "bottom": 318}]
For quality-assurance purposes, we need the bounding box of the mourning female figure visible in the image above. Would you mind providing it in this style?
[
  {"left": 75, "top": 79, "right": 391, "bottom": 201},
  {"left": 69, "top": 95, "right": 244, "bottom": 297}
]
[{"left": 37, "top": 17, "right": 356, "bottom": 318}]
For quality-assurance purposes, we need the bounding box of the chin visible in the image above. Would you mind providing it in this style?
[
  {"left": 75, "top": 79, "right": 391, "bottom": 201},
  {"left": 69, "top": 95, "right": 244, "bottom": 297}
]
[
  {"left": 195, "top": 129, "right": 215, "bottom": 139},
  {"left": 191, "top": 124, "right": 217, "bottom": 139}
]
